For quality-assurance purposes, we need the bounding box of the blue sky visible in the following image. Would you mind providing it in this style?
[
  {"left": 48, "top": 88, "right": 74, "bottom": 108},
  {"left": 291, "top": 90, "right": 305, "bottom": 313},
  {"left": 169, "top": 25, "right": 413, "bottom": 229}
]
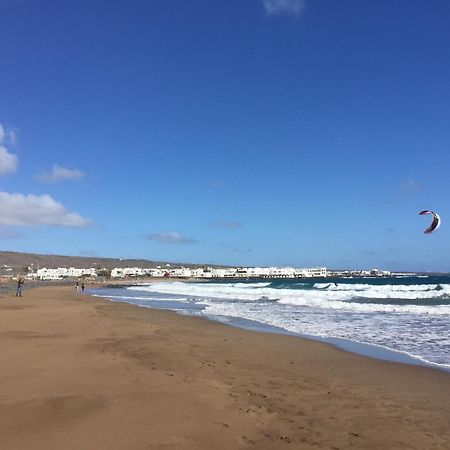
[{"left": 1, "top": 0, "right": 450, "bottom": 271}]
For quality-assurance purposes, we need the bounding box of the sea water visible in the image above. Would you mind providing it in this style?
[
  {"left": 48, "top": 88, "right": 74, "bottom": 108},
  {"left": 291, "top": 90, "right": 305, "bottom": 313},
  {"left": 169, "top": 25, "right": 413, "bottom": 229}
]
[{"left": 89, "top": 276, "right": 450, "bottom": 371}]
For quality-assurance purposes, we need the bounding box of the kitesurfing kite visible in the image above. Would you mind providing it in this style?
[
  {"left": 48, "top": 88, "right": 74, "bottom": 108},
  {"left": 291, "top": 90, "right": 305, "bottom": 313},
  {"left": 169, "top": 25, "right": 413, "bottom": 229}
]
[{"left": 418, "top": 210, "right": 441, "bottom": 234}]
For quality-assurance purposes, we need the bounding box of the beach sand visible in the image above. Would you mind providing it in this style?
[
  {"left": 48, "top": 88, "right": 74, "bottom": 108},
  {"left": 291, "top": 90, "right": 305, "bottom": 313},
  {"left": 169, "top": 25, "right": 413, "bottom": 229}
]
[{"left": 0, "top": 285, "right": 449, "bottom": 450}]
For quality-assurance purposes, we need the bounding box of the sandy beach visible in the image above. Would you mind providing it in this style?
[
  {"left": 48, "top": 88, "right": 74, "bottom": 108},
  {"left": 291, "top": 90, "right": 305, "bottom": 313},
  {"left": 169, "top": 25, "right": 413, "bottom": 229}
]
[{"left": 0, "top": 285, "right": 449, "bottom": 450}]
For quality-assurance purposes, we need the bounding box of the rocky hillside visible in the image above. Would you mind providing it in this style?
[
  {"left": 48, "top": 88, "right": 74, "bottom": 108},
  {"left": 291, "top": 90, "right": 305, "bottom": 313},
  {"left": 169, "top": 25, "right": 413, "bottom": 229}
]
[{"left": 0, "top": 251, "right": 190, "bottom": 273}]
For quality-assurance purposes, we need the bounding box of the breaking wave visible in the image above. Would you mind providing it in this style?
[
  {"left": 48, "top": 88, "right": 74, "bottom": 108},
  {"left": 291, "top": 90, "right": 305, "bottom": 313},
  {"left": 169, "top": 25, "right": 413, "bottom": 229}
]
[
  {"left": 90, "top": 277, "right": 450, "bottom": 369},
  {"left": 128, "top": 281, "right": 450, "bottom": 315}
]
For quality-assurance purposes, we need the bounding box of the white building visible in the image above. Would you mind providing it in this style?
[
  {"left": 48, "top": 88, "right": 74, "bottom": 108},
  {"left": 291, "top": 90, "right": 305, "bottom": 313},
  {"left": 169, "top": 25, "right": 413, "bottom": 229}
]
[
  {"left": 111, "top": 265, "right": 328, "bottom": 279},
  {"left": 111, "top": 267, "right": 168, "bottom": 278},
  {"left": 28, "top": 267, "right": 98, "bottom": 280},
  {"left": 111, "top": 267, "right": 144, "bottom": 278},
  {"left": 211, "top": 268, "right": 238, "bottom": 278},
  {"left": 296, "top": 267, "right": 327, "bottom": 278}
]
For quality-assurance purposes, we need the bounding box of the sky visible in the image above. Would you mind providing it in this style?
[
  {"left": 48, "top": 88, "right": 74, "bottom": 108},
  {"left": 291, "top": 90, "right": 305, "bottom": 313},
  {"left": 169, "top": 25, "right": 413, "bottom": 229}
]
[{"left": 1, "top": 0, "right": 450, "bottom": 271}]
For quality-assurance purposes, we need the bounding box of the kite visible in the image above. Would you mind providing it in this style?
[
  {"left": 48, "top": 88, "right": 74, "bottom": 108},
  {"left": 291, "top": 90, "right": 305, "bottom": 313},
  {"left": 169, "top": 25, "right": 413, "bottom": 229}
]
[{"left": 418, "top": 210, "right": 441, "bottom": 234}]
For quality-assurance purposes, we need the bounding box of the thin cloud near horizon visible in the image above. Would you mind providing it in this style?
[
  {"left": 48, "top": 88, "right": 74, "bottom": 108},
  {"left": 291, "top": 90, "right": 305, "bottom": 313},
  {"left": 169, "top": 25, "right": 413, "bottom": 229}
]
[
  {"left": 221, "top": 243, "right": 253, "bottom": 254},
  {"left": 147, "top": 231, "right": 198, "bottom": 244},
  {"left": 0, "top": 228, "right": 24, "bottom": 239}
]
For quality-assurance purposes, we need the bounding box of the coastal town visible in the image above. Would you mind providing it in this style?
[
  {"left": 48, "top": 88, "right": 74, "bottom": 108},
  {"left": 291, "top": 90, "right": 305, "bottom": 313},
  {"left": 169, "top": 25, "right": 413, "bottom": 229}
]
[
  {"left": 27, "top": 265, "right": 329, "bottom": 280},
  {"left": 0, "top": 264, "right": 396, "bottom": 281}
]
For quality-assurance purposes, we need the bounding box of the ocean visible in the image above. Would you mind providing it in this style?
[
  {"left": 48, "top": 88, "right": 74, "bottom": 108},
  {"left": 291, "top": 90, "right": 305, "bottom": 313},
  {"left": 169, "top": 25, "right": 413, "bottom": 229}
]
[{"left": 89, "top": 275, "right": 450, "bottom": 372}]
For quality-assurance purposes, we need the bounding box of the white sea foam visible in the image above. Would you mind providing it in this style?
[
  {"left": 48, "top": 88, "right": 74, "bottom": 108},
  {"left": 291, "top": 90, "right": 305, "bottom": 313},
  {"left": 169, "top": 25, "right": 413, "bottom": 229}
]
[
  {"left": 91, "top": 294, "right": 190, "bottom": 303},
  {"left": 94, "top": 280, "right": 450, "bottom": 368},
  {"left": 129, "top": 282, "right": 450, "bottom": 315},
  {"left": 198, "top": 299, "right": 450, "bottom": 368},
  {"left": 313, "top": 282, "right": 449, "bottom": 295}
]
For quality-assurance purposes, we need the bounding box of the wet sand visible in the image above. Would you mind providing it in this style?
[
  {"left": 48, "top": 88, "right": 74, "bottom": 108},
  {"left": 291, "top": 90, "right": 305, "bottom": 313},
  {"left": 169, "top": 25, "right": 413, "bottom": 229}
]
[{"left": 0, "top": 285, "right": 449, "bottom": 449}]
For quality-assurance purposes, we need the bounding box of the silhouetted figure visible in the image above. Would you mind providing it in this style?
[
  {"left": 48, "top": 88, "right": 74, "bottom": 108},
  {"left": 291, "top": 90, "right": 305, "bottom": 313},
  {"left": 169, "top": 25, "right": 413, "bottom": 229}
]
[
  {"left": 16, "top": 278, "right": 24, "bottom": 297},
  {"left": 81, "top": 282, "right": 85, "bottom": 292}
]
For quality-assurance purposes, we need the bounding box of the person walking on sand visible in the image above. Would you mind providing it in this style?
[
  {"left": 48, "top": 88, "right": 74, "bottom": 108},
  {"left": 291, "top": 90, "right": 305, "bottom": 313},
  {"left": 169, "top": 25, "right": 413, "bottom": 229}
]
[
  {"left": 16, "top": 278, "right": 24, "bottom": 297},
  {"left": 81, "top": 282, "right": 85, "bottom": 292},
  {"left": 76, "top": 281, "right": 79, "bottom": 292}
]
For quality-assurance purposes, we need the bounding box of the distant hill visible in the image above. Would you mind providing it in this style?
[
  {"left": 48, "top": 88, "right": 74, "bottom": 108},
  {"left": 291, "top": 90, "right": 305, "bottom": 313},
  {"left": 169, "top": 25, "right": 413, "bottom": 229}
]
[{"left": 0, "top": 251, "right": 196, "bottom": 273}]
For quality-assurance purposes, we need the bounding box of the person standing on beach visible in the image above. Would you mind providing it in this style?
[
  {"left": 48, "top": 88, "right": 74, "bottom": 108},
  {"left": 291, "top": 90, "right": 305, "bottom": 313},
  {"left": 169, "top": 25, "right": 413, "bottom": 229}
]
[
  {"left": 16, "top": 278, "right": 24, "bottom": 297},
  {"left": 76, "top": 281, "right": 79, "bottom": 292},
  {"left": 81, "top": 282, "right": 85, "bottom": 292}
]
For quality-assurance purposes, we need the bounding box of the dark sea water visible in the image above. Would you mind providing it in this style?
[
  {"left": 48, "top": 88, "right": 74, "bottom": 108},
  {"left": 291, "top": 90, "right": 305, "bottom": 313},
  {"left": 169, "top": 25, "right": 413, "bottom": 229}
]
[{"left": 89, "top": 275, "right": 450, "bottom": 371}]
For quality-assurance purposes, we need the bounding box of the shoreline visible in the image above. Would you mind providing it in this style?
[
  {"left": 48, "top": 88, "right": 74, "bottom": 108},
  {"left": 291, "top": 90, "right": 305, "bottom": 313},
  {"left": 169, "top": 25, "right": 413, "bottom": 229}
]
[
  {"left": 200, "top": 313, "right": 450, "bottom": 373},
  {"left": 91, "top": 282, "right": 450, "bottom": 373},
  {"left": 1, "top": 286, "right": 449, "bottom": 449}
]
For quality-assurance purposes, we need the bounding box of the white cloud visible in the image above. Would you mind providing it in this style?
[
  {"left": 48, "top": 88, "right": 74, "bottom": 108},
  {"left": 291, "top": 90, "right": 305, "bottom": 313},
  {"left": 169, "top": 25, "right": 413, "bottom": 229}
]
[
  {"left": 147, "top": 231, "right": 197, "bottom": 244},
  {"left": 7, "top": 128, "right": 17, "bottom": 146},
  {"left": 37, "top": 164, "right": 85, "bottom": 183},
  {"left": 0, "top": 146, "right": 18, "bottom": 175},
  {"left": 0, "top": 123, "right": 19, "bottom": 175},
  {"left": 0, "top": 123, "right": 17, "bottom": 146},
  {"left": 263, "top": 0, "right": 305, "bottom": 16},
  {"left": 0, "top": 192, "right": 91, "bottom": 227}
]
